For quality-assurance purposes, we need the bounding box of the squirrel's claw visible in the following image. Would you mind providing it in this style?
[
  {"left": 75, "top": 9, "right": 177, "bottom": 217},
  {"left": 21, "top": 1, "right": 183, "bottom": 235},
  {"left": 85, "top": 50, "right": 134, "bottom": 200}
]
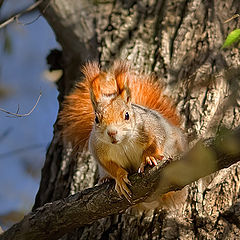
[
  {"left": 115, "top": 175, "right": 132, "bottom": 203},
  {"left": 138, "top": 155, "right": 163, "bottom": 173},
  {"left": 99, "top": 175, "right": 112, "bottom": 184}
]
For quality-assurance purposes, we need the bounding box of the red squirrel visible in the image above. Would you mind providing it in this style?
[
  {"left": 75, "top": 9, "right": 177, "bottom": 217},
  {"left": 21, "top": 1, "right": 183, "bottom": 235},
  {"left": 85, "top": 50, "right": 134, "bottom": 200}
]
[{"left": 58, "top": 61, "right": 186, "bottom": 202}]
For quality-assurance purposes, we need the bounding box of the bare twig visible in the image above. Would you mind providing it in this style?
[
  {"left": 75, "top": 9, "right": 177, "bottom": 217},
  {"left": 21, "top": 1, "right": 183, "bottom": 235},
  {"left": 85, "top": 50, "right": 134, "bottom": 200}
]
[
  {"left": 0, "top": 91, "right": 42, "bottom": 117},
  {"left": 15, "top": 0, "right": 51, "bottom": 26},
  {"left": 224, "top": 14, "right": 239, "bottom": 23},
  {"left": 0, "top": 0, "right": 44, "bottom": 29},
  {"left": 21, "top": 13, "right": 42, "bottom": 26}
]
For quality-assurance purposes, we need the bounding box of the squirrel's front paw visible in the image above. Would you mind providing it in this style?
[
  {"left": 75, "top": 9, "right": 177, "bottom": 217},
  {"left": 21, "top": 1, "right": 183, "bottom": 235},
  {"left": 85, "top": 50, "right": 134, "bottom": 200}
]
[
  {"left": 115, "top": 171, "right": 132, "bottom": 202},
  {"left": 138, "top": 155, "right": 164, "bottom": 173}
]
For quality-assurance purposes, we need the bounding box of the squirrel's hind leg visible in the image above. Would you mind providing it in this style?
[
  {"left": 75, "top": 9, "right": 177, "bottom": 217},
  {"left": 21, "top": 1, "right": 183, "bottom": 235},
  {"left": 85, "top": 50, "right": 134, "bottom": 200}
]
[{"left": 100, "top": 160, "right": 132, "bottom": 202}]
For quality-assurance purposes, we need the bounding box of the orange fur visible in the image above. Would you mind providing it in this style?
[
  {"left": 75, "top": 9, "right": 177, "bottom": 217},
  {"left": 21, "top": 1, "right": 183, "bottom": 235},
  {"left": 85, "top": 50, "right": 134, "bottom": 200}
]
[
  {"left": 58, "top": 80, "right": 94, "bottom": 152},
  {"left": 129, "top": 75, "right": 180, "bottom": 126},
  {"left": 114, "top": 61, "right": 129, "bottom": 93},
  {"left": 58, "top": 61, "right": 180, "bottom": 150},
  {"left": 82, "top": 61, "right": 100, "bottom": 85},
  {"left": 113, "top": 61, "right": 180, "bottom": 125}
]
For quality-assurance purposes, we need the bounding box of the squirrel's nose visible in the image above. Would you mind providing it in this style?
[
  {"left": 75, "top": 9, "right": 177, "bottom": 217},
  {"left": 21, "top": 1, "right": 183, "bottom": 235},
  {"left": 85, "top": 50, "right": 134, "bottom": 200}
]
[{"left": 107, "top": 129, "right": 117, "bottom": 137}]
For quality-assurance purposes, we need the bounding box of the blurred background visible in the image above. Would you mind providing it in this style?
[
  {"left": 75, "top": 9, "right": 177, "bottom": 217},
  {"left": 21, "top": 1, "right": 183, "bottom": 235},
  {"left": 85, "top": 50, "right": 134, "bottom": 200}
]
[{"left": 0, "top": 0, "right": 59, "bottom": 229}]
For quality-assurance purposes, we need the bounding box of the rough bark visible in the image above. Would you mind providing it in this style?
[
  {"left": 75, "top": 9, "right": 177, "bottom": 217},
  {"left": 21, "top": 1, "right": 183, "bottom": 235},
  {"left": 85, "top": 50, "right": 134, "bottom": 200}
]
[{"left": 18, "top": 0, "right": 240, "bottom": 239}]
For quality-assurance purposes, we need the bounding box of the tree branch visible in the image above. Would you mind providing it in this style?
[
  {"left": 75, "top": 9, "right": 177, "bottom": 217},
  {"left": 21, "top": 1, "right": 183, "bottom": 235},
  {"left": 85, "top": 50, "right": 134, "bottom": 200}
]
[
  {"left": 0, "top": 92, "right": 41, "bottom": 117},
  {"left": 0, "top": 0, "right": 46, "bottom": 29},
  {"left": 1, "top": 128, "right": 240, "bottom": 240}
]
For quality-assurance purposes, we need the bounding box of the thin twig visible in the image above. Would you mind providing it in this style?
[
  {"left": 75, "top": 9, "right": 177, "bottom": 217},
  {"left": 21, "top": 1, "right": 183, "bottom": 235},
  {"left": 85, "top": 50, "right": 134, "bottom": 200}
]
[
  {"left": 0, "top": 0, "right": 44, "bottom": 29},
  {"left": 22, "top": 13, "right": 42, "bottom": 26},
  {"left": 0, "top": 91, "right": 42, "bottom": 117},
  {"left": 16, "top": 104, "right": 20, "bottom": 114},
  {"left": 224, "top": 14, "right": 239, "bottom": 23},
  {"left": 14, "top": 0, "right": 52, "bottom": 26}
]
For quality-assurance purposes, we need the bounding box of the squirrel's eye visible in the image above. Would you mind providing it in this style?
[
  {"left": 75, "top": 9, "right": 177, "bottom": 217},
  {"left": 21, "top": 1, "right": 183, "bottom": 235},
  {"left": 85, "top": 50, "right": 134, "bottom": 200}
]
[
  {"left": 125, "top": 112, "right": 129, "bottom": 120},
  {"left": 95, "top": 116, "right": 100, "bottom": 124}
]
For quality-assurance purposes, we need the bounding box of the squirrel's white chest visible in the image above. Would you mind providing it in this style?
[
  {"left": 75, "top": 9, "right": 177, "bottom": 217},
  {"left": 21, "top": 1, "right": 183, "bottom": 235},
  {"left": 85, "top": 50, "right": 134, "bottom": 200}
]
[{"left": 108, "top": 141, "right": 143, "bottom": 172}]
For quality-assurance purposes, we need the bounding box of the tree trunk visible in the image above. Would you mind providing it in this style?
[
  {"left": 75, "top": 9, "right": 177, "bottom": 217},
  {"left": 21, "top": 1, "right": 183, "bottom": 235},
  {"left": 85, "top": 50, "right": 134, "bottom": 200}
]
[{"left": 34, "top": 0, "right": 240, "bottom": 239}]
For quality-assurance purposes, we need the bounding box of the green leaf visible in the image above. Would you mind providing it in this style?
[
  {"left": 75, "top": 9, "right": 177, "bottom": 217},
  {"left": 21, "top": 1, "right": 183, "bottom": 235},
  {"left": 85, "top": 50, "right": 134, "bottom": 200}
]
[{"left": 222, "top": 29, "right": 240, "bottom": 49}]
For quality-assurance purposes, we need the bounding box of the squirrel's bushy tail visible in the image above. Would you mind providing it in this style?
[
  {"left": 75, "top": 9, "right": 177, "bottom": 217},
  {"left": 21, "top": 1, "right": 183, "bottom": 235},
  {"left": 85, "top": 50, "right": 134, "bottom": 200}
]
[
  {"left": 58, "top": 79, "right": 94, "bottom": 151},
  {"left": 58, "top": 61, "right": 181, "bottom": 150},
  {"left": 129, "top": 75, "right": 180, "bottom": 126},
  {"left": 58, "top": 62, "right": 99, "bottom": 151}
]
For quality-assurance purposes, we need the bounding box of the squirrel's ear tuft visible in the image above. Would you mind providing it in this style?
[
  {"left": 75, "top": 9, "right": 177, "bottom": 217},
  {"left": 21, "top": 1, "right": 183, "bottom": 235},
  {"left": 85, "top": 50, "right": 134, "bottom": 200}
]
[
  {"left": 115, "top": 72, "right": 131, "bottom": 103},
  {"left": 121, "top": 87, "right": 131, "bottom": 103},
  {"left": 90, "top": 76, "right": 101, "bottom": 108},
  {"left": 82, "top": 61, "right": 100, "bottom": 85},
  {"left": 82, "top": 62, "right": 101, "bottom": 108},
  {"left": 113, "top": 60, "right": 129, "bottom": 77},
  {"left": 113, "top": 61, "right": 131, "bottom": 103}
]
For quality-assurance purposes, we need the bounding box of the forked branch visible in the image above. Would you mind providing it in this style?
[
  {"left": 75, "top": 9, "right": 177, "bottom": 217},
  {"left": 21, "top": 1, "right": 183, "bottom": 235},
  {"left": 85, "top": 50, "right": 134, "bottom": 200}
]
[
  {"left": 0, "top": 92, "right": 41, "bottom": 117},
  {"left": 0, "top": 0, "right": 50, "bottom": 28}
]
